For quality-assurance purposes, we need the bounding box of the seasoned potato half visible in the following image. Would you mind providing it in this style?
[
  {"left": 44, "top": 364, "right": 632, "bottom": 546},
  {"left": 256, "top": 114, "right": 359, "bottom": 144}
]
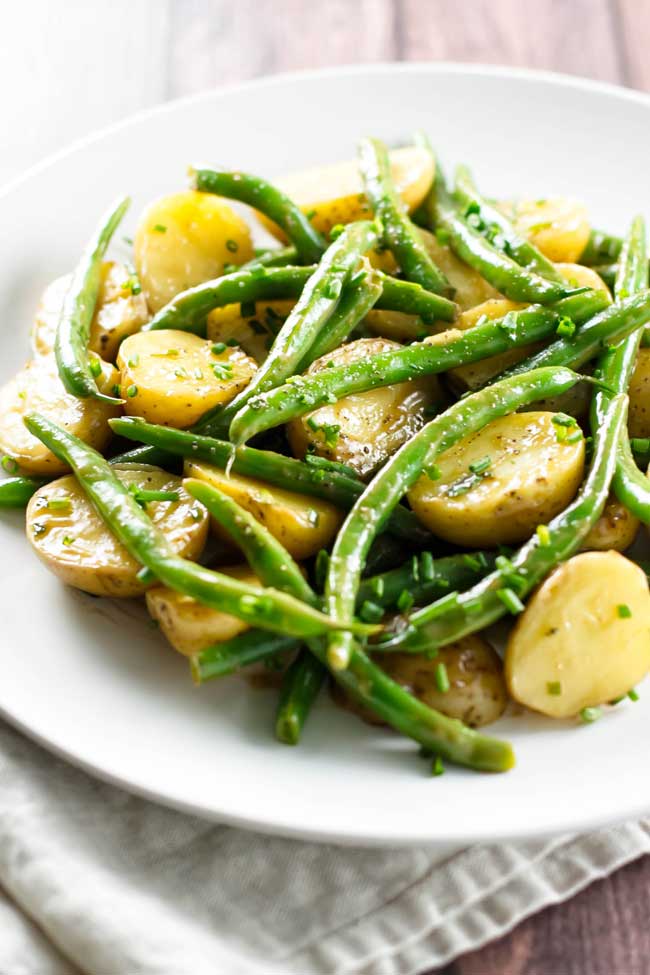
[
  {"left": 628, "top": 347, "right": 650, "bottom": 438},
  {"left": 26, "top": 466, "right": 208, "bottom": 598},
  {"left": 117, "top": 329, "right": 257, "bottom": 427},
  {"left": 146, "top": 564, "right": 259, "bottom": 656},
  {"left": 185, "top": 460, "right": 343, "bottom": 560},
  {"left": 0, "top": 356, "right": 120, "bottom": 475},
  {"left": 134, "top": 191, "right": 254, "bottom": 312},
  {"left": 505, "top": 551, "right": 650, "bottom": 717},
  {"left": 582, "top": 495, "right": 639, "bottom": 552},
  {"left": 287, "top": 337, "right": 441, "bottom": 480},
  {"left": 32, "top": 263, "right": 148, "bottom": 362},
  {"left": 499, "top": 197, "right": 591, "bottom": 263},
  {"left": 260, "top": 146, "right": 434, "bottom": 239},
  {"left": 408, "top": 411, "right": 585, "bottom": 548},
  {"left": 207, "top": 299, "right": 296, "bottom": 363},
  {"left": 334, "top": 635, "right": 507, "bottom": 728}
]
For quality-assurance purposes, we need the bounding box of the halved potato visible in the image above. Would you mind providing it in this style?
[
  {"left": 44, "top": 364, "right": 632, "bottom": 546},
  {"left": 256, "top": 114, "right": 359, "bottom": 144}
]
[
  {"left": 260, "top": 146, "right": 434, "bottom": 239},
  {"left": 0, "top": 355, "right": 120, "bottom": 475},
  {"left": 134, "top": 191, "right": 254, "bottom": 312},
  {"left": 582, "top": 496, "right": 639, "bottom": 552},
  {"left": 287, "top": 337, "right": 442, "bottom": 479},
  {"left": 505, "top": 551, "right": 650, "bottom": 717},
  {"left": 26, "top": 465, "right": 209, "bottom": 597},
  {"left": 117, "top": 329, "right": 257, "bottom": 427},
  {"left": 408, "top": 412, "right": 585, "bottom": 548},
  {"left": 628, "top": 347, "right": 650, "bottom": 439},
  {"left": 207, "top": 299, "right": 295, "bottom": 363},
  {"left": 499, "top": 197, "right": 591, "bottom": 263},
  {"left": 185, "top": 460, "right": 343, "bottom": 560},
  {"left": 334, "top": 635, "right": 507, "bottom": 728},
  {"left": 146, "top": 564, "right": 258, "bottom": 655},
  {"left": 31, "top": 263, "right": 149, "bottom": 362}
]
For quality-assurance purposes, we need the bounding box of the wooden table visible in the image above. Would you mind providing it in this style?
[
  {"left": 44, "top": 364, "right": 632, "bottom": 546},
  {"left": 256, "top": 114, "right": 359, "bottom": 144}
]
[{"left": 4, "top": 2, "right": 650, "bottom": 972}]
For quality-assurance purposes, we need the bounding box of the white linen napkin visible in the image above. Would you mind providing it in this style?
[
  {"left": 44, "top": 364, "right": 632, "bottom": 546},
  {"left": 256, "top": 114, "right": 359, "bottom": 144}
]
[{"left": 1, "top": 721, "right": 648, "bottom": 975}]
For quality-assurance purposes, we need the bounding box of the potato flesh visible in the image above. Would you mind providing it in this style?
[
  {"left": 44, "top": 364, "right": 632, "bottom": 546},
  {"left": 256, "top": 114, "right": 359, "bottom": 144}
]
[
  {"left": 582, "top": 495, "right": 639, "bottom": 552},
  {"left": 207, "top": 299, "right": 296, "bottom": 363},
  {"left": 499, "top": 197, "right": 591, "bottom": 263},
  {"left": 26, "top": 466, "right": 208, "bottom": 597},
  {"left": 184, "top": 460, "right": 343, "bottom": 560},
  {"left": 628, "top": 347, "right": 650, "bottom": 438},
  {"left": 260, "top": 146, "right": 434, "bottom": 238},
  {"left": 134, "top": 191, "right": 254, "bottom": 313},
  {"left": 505, "top": 551, "right": 650, "bottom": 717},
  {"left": 287, "top": 337, "right": 441, "bottom": 480},
  {"left": 146, "top": 564, "right": 258, "bottom": 656},
  {"left": 0, "top": 356, "right": 120, "bottom": 475},
  {"left": 408, "top": 411, "right": 585, "bottom": 548},
  {"left": 117, "top": 329, "right": 257, "bottom": 427}
]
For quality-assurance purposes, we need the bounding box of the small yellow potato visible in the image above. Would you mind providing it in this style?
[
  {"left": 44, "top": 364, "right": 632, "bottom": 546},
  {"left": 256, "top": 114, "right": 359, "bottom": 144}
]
[
  {"left": 628, "top": 347, "right": 650, "bottom": 439},
  {"left": 117, "top": 329, "right": 257, "bottom": 427},
  {"left": 446, "top": 298, "right": 533, "bottom": 394},
  {"left": 582, "top": 496, "right": 639, "bottom": 552},
  {"left": 26, "top": 465, "right": 209, "bottom": 597},
  {"left": 499, "top": 197, "right": 591, "bottom": 263},
  {"left": 31, "top": 263, "right": 149, "bottom": 362},
  {"left": 287, "top": 337, "right": 441, "bottom": 479},
  {"left": 134, "top": 191, "right": 254, "bottom": 312},
  {"left": 0, "top": 356, "right": 120, "bottom": 475},
  {"left": 408, "top": 412, "right": 585, "bottom": 548},
  {"left": 554, "top": 263, "right": 610, "bottom": 296},
  {"left": 420, "top": 229, "right": 501, "bottom": 309},
  {"left": 146, "top": 564, "right": 258, "bottom": 656},
  {"left": 260, "top": 146, "right": 434, "bottom": 239},
  {"left": 505, "top": 551, "right": 650, "bottom": 718},
  {"left": 207, "top": 299, "right": 295, "bottom": 363},
  {"left": 184, "top": 460, "right": 343, "bottom": 560}
]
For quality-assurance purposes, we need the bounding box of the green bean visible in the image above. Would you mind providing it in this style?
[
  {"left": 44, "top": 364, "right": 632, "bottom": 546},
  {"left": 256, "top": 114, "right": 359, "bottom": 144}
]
[
  {"left": 192, "top": 630, "right": 300, "bottom": 682},
  {"left": 324, "top": 366, "right": 585, "bottom": 670},
  {"left": 228, "top": 291, "right": 607, "bottom": 445},
  {"left": 453, "top": 164, "right": 564, "bottom": 283},
  {"left": 299, "top": 263, "right": 383, "bottom": 365},
  {"left": 24, "top": 414, "right": 373, "bottom": 641},
  {"left": 358, "top": 550, "right": 497, "bottom": 610},
  {"left": 358, "top": 137, "right": 450, "bottom": 295},
  {"left": 55, "top": 196, "right": 129, "bottom": 403},
  {"left": 275, "top": 649, "right": 327, "bottom": 745},
  {"left": 109, "top": 416, "right": 432, "bottom": 545},
  {"left": 418, "top": 149, "right": 571, "bottom": 303},
  {"left": 191, "top": 167, "right": 325, "bottom": 264},
  {"left": 0, "top": 475, "right": 47, "bottom": 507},
  {"left": 580, "top": 229, "right": 625, "bottom": 266},
  {"left": 381, "top": 394, "right": 627, "bottom": 652},
  {"left": 491, "top": 291, "right": 650, "bottom": 383},
  {"left": 187, "top": 471, "right": 513, "bottom": 770},
  {"left": 595, "top": 217, "right": 650, "bottom": 522},
  {"left": 145, "top": 263, "right": 456, "bottom": 337}
]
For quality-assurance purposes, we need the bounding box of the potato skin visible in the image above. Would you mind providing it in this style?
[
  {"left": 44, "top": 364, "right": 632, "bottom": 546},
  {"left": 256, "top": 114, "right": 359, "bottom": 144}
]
[
  {"left": 117, "top": 329, "right": 257, "bottom": 427},
  {"left": 207, "top": 299, "right": 295, "bottom": 363},
  {"left": 26, "top": 466, "right": 208, "bottom": 598},
  {"left": 334, "top": 635, "right": 507, "bottom": 728},
  {"left": 287, "top": 337, "right": 442, "bottom": 480},
  {"left": 146, "top": 564, "right": 258, "bottom": 656},
  {"left": 184, "top": 460, "right": 343, "bottom": 560},
  {"left": 134, "top": 191, "right": 254, "bottom": 312},
  {"left": 260, "top": 146, "right": 434, "bottom": 239},
  {"left": 500, "top": 197, "right": 591, "bottom": 263},
  {"left": 407, "top": 411, "right": 585, "bottom": 548},
  {"left": 582, "top": 496, "right": 639, "bottom": 552},
  {"left": 505, "top": 551, "right": 650, "bottom": 717},
  {"left": 628, "top": 347, "right": 650, "bottom": 438},
  {"left": 0, "top": 356, "right": 120, "bottom": 475},
  {"left": 32, "top": 264, "right": 149, "bottom": 362}
]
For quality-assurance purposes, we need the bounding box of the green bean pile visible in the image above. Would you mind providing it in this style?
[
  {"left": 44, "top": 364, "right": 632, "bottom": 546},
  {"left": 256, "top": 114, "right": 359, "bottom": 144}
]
[{"left": 3, "top": 135, "right": 650, "bottom": 777}]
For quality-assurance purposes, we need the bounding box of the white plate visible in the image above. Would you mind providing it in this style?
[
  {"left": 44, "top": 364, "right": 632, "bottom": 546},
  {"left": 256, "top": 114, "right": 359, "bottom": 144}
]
[{"left": 1, "top": 63, "right": 650, "bottom": 847}]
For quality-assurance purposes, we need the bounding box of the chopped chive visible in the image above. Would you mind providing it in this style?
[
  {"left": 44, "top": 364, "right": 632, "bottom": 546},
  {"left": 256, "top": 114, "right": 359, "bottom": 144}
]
[
  {"left": 536, "top": 524, "right": 551, "bottom": 547},
  {"left": 434, "top": 662, "right": 450, "bottom": 694},
  {"left": 212, "top": 362, "right": 234, "bottom": 380},
  {"left": 555, "top": 316, "right": 576, "bottom": 338},
  {"left": 359, "top": 600, "right": 384, "bottom": 623},
  {"left": 496, "top": 587, "right": 525, "bottom": 614},
  {"left": 552, "top": 412, "right": 577, "bottom": 427},
  {"left": 1, "top": 456, "right": 18, "bottom": 475},
  {"left": 46, "top": 497, "right": 71, "bottom": 511},
  {"left": 468, "top": 455, "right": 491, "bottom": 475},
  {"left": 397, "top": 589, "right": 414, "bottom": 612},
  {"left": 127, "top": 354, "right": 140, "bottom": 368},
  {"left": 580, "top": 706, "right": 602, "bottom": 724},
  {"left": 431, "top": 755, "right": 445, "bottom": 776},
  {"left": 617, "top": 603, "right": 632, "bottom": 618},
  {"left": 628, "top": 688, "right": 640, "bottom": 702},
  {"left": 425, "top": 463, "right": 441, "bottom": 481},
  {"left": 305, "top": 209, "right": 317, "bottom": 220},
  {"left": 462, "top": 553, "right": 481, "bottom": 572},
  {"left": 211, "top": 342, "right": 227, "bottom": 355},
  {"left": 132, "top": 489, "right": 180, "bottom": 504},
  {"left": 434, "top": 227, "right": 450, "bottom": 245},
  {"left": 88, "top": 357, "right": 102, "bottom": 378},
  {"left": 62, "top": 535, "right": 75, "bottom": 546},
  {"left": 153, "top": 224, "right": 167, "bottom": 233},
  {"left": 126, "top": 384, "right": 138, "bottom": 398},
  {"left": 546, "top": 680, "right": 562, "bottom": 696},
  {"left": 419, "top": 551, "right": 435, "bottom": 581},
  {"left": 410, "top": 554, "right": 420, "bottom": 582},
  {"left": 369, "top": 576, "right": 385, "bottom": 599},
  {"left": 329, "top": 224, "right": 345, "bottom": 241}
]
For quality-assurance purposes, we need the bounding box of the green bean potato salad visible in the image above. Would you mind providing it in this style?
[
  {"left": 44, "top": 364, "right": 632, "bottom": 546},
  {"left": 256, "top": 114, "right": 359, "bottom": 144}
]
[{"left": 4, "top": 138, "right": 650, "bottom": 777}]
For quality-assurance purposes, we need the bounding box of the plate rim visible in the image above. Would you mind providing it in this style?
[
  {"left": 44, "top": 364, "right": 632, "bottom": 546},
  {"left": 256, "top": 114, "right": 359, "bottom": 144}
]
[{"left": 3, "top": 61, "right": 650, "bottom": 847}]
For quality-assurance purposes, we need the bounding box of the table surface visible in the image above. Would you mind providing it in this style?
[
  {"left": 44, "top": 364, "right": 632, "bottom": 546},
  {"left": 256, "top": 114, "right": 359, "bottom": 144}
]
[{"left": 4, "top": 1, "right": 650, "bottom": 972}]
